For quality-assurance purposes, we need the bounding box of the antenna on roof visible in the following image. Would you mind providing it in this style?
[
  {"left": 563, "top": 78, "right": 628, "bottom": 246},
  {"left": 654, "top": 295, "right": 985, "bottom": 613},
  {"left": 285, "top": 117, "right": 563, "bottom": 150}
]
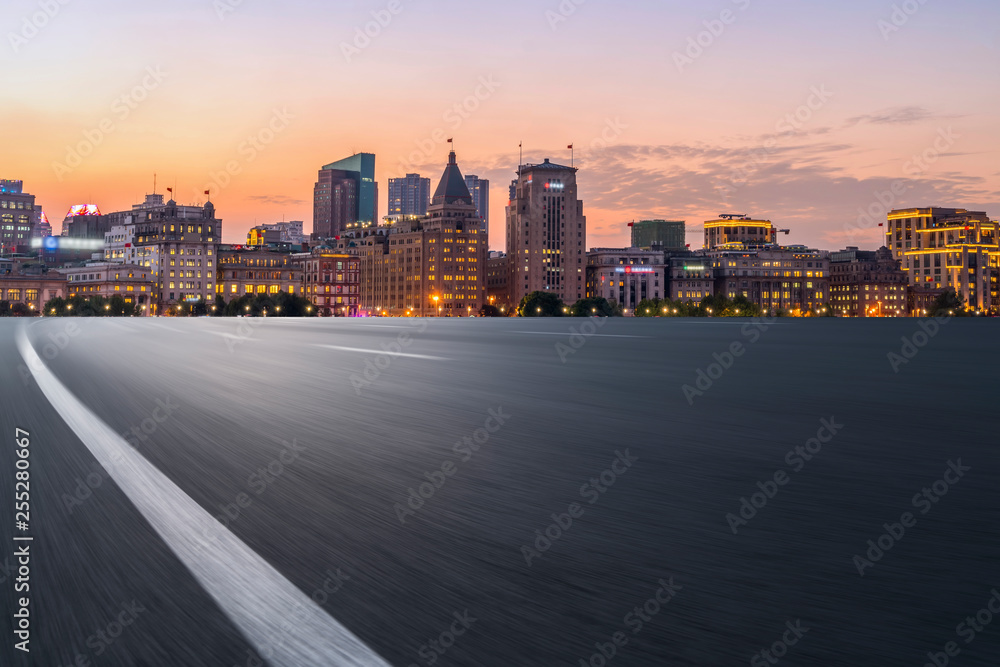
[{"left": 153, "top": 173, "right": 157, "bottom": 194}]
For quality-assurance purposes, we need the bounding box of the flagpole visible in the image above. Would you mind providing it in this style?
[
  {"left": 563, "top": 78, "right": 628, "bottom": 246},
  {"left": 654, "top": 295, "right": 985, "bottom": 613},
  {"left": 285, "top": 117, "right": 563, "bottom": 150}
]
[{"left": 518, "top": 141, "right": 523, "bottom": 175}]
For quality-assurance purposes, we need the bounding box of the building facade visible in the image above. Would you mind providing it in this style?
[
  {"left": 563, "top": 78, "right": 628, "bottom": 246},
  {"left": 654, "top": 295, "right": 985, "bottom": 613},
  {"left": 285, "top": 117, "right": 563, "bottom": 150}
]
[
  {"left": 331, "top": 152, "right": 486, "bottom": 316},
  {"left": 129, "top": 199, "right": 221, "bottom": 313},
  {"left": 388, "top": 174, "right": 431, "bottom": 218},
  {"left": 486, "top": 251, "right": 510, "bottom": 312},
  {"left": 886, "top": 207, "right": 999, "bottom": 312},
  {"left": 0, "top": 273, "right": 66, "bottom": 313},
  {"left": 669, "top": 256, "right": 715, "bottom": 303},
  {"left": 505, "top": 159, "right": 587, "bottom": 307},
  {"left": 829, "top": 246, "right": 909, "bottom": 317},
  {"left": 464, "top": 174, "right": 490, "bottom": 232},
  {"left": 704, "top": 215, "right": 780, "bottom": 250},
  {"left": 586, "top": 248, "right": 667, "bottom": 313},
  {"left": 59, "top": 263, "right": 156, "bottom": 313},
  {"left": 1, "top": 180, "right": 37, "bottom": 254},
  {"left": 631, "top": 219, "right": 686, "bottom": 251},
  {"left": 292, "top": 247, "right": 361, "bottom": 316},
  {"left": 709, "top": 246, "right": 829, "bottom": 315},
  {"left": 313, "top": 153, "right": 377, "bottom": 238},
  {"left": 217, "top": 246, "right": 302, "bottom": 301}
]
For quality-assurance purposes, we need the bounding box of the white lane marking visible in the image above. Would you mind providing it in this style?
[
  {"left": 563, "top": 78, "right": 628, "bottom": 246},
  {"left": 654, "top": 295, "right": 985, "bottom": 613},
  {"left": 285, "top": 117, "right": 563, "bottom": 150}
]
[
  {"left": 16, "top": 328, "right": 390, "bottom": 667},
  {"left": 146, "top": 321, "right": 187, "bottom": 333},
  {"left": 512, "top": 331, "right": 650, "bottom": 338},
  {"left": 313, "top": 344, "right": 449, "bottom": 360},
  {"left": 205, "top": 331, "right": 259, "bottom": 342}
]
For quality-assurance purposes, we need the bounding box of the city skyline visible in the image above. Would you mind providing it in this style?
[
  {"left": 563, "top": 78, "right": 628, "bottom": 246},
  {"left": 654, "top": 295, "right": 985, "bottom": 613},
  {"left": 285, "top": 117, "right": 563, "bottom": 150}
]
[{"left": 4, "top": 0, "right": 998, "bottom": 252}]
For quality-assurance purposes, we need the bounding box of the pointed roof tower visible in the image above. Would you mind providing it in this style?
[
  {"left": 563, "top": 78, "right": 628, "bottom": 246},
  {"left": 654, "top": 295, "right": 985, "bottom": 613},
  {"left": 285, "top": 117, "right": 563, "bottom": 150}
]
[{"left": 432, "top": 151, "right": 474, "bottom": 206}]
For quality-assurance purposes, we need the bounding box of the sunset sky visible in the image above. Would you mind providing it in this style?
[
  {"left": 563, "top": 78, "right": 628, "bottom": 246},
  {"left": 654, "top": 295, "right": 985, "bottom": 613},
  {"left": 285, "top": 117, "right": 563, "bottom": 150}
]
[{"left": 3, "top": 0, "right": 998, "bottom": 251}]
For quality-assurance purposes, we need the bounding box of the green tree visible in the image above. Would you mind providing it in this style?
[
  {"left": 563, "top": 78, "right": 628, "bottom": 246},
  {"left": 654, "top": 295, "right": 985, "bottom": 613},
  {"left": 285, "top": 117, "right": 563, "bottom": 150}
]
[
  {"left": 11, "top": 302, "right": 32, "bottom": 317},
  {"left": 569, "top": 297, "right": 621, "bottom": 317},
  {"left": 518, "top": 291, "right": 565, "bottom": 317},
  {"left": 928, "top": 288, "right": 968, "bottom": 317},
  {"left": 479, "top": 304, "right": 501, "bottom": 317}
]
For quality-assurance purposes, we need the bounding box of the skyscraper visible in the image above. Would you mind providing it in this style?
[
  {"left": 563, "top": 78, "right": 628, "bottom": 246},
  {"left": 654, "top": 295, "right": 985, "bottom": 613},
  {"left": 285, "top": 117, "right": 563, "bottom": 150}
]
[
  {"left": 505, "top": 158, "right": 587, "bottom": 306},
  {"left": 313, "top": 153, "right": 377, "bottom": 239},
  {"left": 387, "top": 173, "right": 431, "bottom": 218},
  {"left": 0, "top": 180, "right": 36, "bottom": 254},
  {"left": 464, "top": 174, "right": 490, "bottom": 232}
]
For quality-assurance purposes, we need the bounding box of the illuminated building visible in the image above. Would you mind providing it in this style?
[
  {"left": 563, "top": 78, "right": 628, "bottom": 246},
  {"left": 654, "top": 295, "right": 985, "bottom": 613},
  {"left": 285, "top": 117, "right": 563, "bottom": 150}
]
[
  {"left": 0, "top": 272, "right": 66, "bottom": 313},
  {"left": 129, "top": 198, "right": 221, "bottom": 312},
  {"left": 247, "top": 221, "right": 304, "bottom": 246},
  {"left": 631, "top": 220, "right": 686, "bottom": 251},
  {"left": 586, "top": 248, "right": 666, "bottom": 312},
  {"left": 0, "top": 180, "right": 37, "bottom": 254},
  {"left": 829, "top": 246, "right": 908, "bottom": 317},
  {"left": 464, "top": 174, "right": 490, "bottom": 233},
  {"left": 388, "top": 174, "right": 431, "bottom": 217},
  {"left": 703, "top": 215, "right": 781, "bottom": 250},
  {"left": 290, "top": 247, "right": 360, "bottom": 316},
  {"left": 505, "top": 158, "right": 587, "bottom": 307},
  {"left": 708, "top": 245, "right": 830, "bottom": 314},
  {"left": 217, "top": 246, "right": 303, "bottom": 302},
  {"left": 313, "top": 153, "right": 378, "bottom": 238},
  {"left": 62, "top": 204, "right": 105, "bottom": 240},
  {"left": 670, "top": 256, "right": 715, "bottom": 303},
  {"left": 330, "top": 151, "right": 485, "bottom": 316},
  {"left": 59, "top": 263, "right": 157, "bottom": 313},
  {"left": 486, "top": 251, "right": 510, "bottom": 311},
  {"left": 35, "top": 211, "right": 52, "bottom": 238},
  {"left": 886, "top": 207, "right": 999, "bottom": 312}
]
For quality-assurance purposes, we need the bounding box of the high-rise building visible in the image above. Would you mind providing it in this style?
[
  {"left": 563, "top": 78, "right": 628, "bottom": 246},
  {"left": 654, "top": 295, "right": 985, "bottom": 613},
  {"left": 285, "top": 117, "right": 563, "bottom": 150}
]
[
  {"left": 464, "top": 174, "right": 489, "bottom": 232},
  {"left": 387, "top": 174, "right": 431, "bottom": 218},
  {"left": 0, "top": 180, "right": 36, "bottom": 254},
  {"left": 331, "top": 151, "right": 486, "bottom": 316},
  {"left": 505, "top": 158, "right": 587, "bottom": 306},
  {"left": 631, "top": 219, "right": 686, "bottom": 251},
  {"left": 313, "top": 153, "right": 377, "bottom": 238},
  {"left": 885, "top": 207, "right": 999, "bottom": 312},
  {"left": 703, "top": 215, "right": 781, "bottom": 249}
]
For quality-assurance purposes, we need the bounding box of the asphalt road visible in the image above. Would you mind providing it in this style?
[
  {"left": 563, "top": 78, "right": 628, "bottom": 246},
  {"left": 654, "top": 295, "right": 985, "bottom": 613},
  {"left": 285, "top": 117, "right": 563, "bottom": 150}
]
[{"left": 1, "top": 316, "right": 998, "bottom": 666}]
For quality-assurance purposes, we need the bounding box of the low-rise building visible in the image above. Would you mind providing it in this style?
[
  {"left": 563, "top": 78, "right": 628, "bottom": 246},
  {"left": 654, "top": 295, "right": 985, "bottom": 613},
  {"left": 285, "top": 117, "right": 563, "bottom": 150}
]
[
  {"left": 58, "top": 263, "right": 156, "bottom": 313},
  {"left": 217, "top": 246, "right": 302, "bottom": 301},
  {"left": 0, "top": 272, "right": 66, "bottom": 313},
  {"left": 586, "top": 248, "right": 667, "bottom": 312},
  {"left": 291, "top": 247, "right": 360, "bottom": 316},
  {"left": 829, "top": 246, "right": 908, "bottom": 317},
  {"left": 669, "top": 256, "right": 715, "bottom": 303},
  {"left": 708, "top": 245, "right": 829, "bottom": 315}
]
